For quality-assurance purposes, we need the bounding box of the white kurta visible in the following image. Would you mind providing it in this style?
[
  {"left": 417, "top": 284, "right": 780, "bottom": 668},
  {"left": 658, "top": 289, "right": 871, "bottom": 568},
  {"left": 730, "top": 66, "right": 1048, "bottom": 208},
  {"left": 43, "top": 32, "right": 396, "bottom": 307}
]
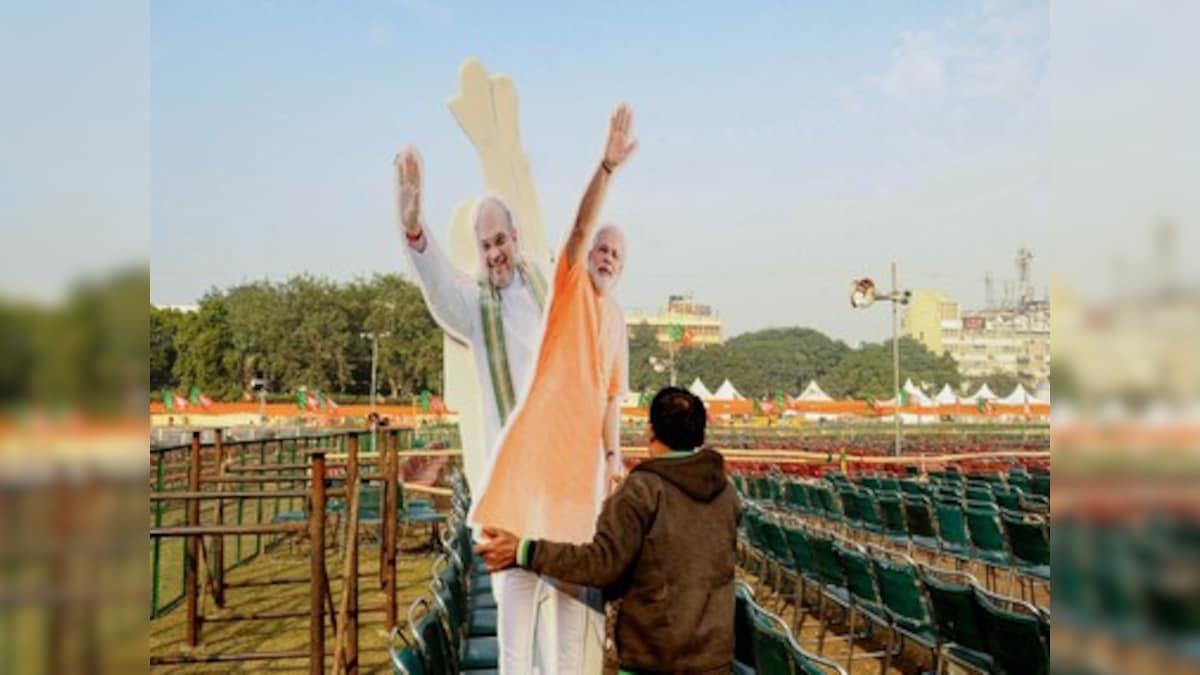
[{"left": 405, "top": 233, "right": 545, "bottom": 458}]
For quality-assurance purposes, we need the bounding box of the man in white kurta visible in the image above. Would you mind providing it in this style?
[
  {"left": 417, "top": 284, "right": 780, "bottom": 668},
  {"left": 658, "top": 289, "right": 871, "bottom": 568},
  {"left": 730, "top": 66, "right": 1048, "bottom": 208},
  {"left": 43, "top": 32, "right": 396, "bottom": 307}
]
[{"left": 395, "top": 147, "right": 557, "bottom": 673}]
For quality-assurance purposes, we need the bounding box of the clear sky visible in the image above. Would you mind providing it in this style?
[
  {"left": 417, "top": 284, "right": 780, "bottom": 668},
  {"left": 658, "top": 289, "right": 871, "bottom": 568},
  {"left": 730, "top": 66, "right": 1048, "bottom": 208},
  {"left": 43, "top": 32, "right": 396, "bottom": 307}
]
[{"left": 149, "top": 0, "right": 1052, "bottom": 343}]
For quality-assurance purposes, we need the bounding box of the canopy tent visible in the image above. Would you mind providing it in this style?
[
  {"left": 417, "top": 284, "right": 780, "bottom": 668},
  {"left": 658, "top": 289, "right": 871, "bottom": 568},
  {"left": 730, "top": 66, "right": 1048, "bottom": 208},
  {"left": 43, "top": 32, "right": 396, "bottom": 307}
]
[
  {"left": 797, "top": 380, "right": 833, "bottom": 402},
  {"left": 687, "top": 378, "right": 714, "bottom": 400},
  {"left": 934, "top": 384, "right": 959, "bottom": 405},
  {"left": 712, "top": 379, "right": 744, "bottom": 400},
  {"left": 965, "top": 383, "right": 999, "bottom": 402},
  {"left": 877, "top": 379, "right": 934, "bottom": 408},
  {"left": 999, "top": 383, "right": 1035, "bottom": 405},
  {"left": 1033, "top": 383, "right": 1051, "bottom": 404}
]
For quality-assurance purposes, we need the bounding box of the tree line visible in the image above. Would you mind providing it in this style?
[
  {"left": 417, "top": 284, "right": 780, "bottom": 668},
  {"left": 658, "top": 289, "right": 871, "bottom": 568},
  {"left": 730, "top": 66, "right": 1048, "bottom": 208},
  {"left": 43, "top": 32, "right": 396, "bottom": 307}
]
[{"left": 152, "top": 275, "right": 1032, "bottom": 404}]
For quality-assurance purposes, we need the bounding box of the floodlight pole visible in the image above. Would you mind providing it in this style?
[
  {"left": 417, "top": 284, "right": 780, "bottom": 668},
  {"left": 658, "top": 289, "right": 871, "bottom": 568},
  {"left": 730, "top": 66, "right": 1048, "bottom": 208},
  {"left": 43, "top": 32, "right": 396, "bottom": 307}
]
[{"left": 891, "top": 262, "right": 901, "bottom": 457}]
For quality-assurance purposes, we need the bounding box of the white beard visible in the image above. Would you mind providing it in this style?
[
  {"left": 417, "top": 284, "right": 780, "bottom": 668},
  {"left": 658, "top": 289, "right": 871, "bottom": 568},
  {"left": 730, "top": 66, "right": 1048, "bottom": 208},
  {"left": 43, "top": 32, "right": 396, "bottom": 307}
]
[{"left": 589, "top": 267, "right": 615, "bottom": 294}]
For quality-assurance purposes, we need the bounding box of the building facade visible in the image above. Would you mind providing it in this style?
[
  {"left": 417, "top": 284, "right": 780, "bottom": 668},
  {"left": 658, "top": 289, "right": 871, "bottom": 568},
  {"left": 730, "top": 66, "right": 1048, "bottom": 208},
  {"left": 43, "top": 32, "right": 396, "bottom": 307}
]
[
  {"left": 903, "top": 291, "right": 1050, "bottom": 385},
  {"left": 626, "top": 294, "right": 724, "bottom": 348}
]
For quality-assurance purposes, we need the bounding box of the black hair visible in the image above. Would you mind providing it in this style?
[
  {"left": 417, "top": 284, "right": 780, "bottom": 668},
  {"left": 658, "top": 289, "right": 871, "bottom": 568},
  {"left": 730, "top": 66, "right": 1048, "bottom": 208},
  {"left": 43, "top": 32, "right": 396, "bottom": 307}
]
[{"left": 649, "top": 386, "right": 706, "bottom": 451}]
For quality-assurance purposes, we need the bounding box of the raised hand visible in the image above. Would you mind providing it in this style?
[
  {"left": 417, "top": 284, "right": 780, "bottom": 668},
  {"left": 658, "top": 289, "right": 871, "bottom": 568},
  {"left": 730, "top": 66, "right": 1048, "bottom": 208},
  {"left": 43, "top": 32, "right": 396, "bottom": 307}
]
[
  {"left": 393, "top": 146, "right": 423, "bottom": 235},
  {"left": 603, "top": 103, "right": 638, "bottom": 170}
]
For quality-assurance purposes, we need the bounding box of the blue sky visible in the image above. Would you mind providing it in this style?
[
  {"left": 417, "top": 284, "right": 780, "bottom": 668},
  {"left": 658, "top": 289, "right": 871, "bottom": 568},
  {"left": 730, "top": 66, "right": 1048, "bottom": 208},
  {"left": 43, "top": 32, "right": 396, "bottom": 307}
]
[{"left": 149, "top": 0, "right": 1051, "bottom": 343}]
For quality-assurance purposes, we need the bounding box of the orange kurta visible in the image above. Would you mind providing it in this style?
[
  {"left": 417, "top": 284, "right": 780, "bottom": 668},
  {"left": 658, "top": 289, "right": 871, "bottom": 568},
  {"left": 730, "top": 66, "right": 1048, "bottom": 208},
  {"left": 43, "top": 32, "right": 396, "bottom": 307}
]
[{"left": 470, "top": 254, "right": 627, "bottom": 544}]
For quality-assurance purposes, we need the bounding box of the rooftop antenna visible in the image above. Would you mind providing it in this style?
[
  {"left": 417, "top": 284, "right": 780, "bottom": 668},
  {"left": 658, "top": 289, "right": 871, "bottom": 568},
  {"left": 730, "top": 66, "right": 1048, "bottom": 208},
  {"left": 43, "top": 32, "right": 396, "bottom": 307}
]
[{"left": 1016, "top": 247, "right": 1034, "bottom": 309}]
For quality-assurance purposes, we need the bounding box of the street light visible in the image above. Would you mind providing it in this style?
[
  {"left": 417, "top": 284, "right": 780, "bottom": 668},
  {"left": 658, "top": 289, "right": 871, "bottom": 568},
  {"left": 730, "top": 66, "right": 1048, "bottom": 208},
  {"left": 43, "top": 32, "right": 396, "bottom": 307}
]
[
  {"left": 360, "top": 331, "right": 392, "bottom": 411},
  {"left": 850, "top": 262, "right": 911, "bottom": 456}
]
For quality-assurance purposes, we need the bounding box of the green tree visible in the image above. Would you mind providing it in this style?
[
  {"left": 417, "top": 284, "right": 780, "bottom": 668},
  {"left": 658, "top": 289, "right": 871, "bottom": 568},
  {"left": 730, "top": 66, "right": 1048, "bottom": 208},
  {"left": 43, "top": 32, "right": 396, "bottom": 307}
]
[
  {"left": 361, "top": 274, "right": 444, "bottom": 399},
  {"left": 823, "top": 337, "right": 961, "bottom": 400},
  {"left": 627, "top": 321, "right": 666, "bottom": 393},
  {"left": 150, "top": 305, "right": 185, "bottom": 391},
  {"left": 173, "top": 294, "right": 241, "bottom": 399},
  {"left": 669, "top": 327, "right": 849, "bottom": 398}
]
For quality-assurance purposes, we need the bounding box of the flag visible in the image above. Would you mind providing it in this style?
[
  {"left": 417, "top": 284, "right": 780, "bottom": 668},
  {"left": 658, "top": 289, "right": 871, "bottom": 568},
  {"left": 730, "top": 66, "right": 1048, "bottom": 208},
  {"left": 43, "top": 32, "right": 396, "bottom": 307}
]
[
  {"left": 296, "top": 387, "right": 307, "bottom": 411},
  {"left": 637, "top": 390, "right": 650, "bottom": 409},
  {"left": 682, "top": 329, "right": 695, "bottom": 347},
  {"left": 306, "top": 391, "right": 320, "bottom": 411},
  {"left": 326, "top": 396, "right": 339, "bottom": 412},
  {"left": 419, "top": 390, "right": 432, "bottom": 413},
  {"left": 189, "top": 386, "right": 213, "bottom": 410},
  {"left": 900, "top": 390, "right": 911, "bottom": 407},
  {"left": 752, "top": 398, "right": 762, "bottom": 415},
  {"left": 431, "top": 395, "right": 446, "bottom": 415},
  {"left": 173, "top": 393, "right": 189, "bottom": 410},
  {"left": 774, "top": 392, "right": 786, "bottom": 409},
  {"left": 668, "top": 324, "right": 684, "bottom": 343},
  {"left": 977, "top": 399, "right": 988, "bottom": 413},
  {"left": 162, "top": 388, "right": 174, "bottom": 411},
  {"left": 760, "top": 397, "right": 776, "bottom": 415}
]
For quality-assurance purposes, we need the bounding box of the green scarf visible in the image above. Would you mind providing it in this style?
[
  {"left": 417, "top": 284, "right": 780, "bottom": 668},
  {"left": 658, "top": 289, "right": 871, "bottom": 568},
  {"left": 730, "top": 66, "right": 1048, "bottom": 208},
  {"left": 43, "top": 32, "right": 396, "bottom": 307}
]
[{"left": 479, "top": 261, "right": 548, "bottom": 424}]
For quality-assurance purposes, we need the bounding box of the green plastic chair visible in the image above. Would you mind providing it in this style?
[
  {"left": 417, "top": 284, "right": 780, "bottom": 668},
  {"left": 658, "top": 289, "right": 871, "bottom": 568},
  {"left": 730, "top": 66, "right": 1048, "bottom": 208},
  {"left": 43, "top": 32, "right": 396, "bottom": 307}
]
[
  {"left": 751, "top": 600, "right": 848, "bottom": 675},
  {"left": 964, "top": 507, "right": 1011, "bottom": 591},
  {"left": 902, "top": 495, "right": 940, "bottom": 555},
  {"left": 1001, "top": 511, "right": 1050, "bottom": 604},
  {"left": 1030, "top": 473, "right": 1050, "bottom": 497},
  {"left": 877, "top": 495, "right": 910, "bottom": 546},
  {"left": 733, "top": 581, "right": 759, "bottom": 674},
  {"left": 838, "top": 489, "right": 864, "bottom": 531},
  {"left": 976, "top": 586, "right": 1050, "bottom": 675},
  {"left": 965, "top": 485, "right": 994, "bottom": 504},
  {"left": 408, "top": 598, "right": 455, "bottom": 675},
  {"left": 921, "top": 571, "right": 993, "bottom": 673},
  {"left": 781, "top": 524, "right": 820, "bottom": 630},
  {"left": 857, "top": 491, "right": 887, "bottom": 539},
  {"left": 933, "top": 502, "right": 972, "bottom": 566},
  {"left": 834, "top": 542, "right": 887, "bottom": 671},
  {"left": 389, "top": 626, "right": 426, "bottom": 675},
  {"left": 869, "top": 549, "right": 937, "bottom": 672},
  {"left": 809, "top": 533, "right": 849, "bottom": 655}
]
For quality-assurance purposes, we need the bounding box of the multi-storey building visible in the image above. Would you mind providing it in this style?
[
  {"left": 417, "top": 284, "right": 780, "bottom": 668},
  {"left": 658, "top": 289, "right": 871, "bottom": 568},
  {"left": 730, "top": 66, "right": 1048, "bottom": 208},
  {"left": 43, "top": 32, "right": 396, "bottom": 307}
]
[
  {"left": 904, "top": 291, "right": 1050, "bottom": 385},
  {"left": 626, "top": 294, "right": 724, "bottom": 348}
]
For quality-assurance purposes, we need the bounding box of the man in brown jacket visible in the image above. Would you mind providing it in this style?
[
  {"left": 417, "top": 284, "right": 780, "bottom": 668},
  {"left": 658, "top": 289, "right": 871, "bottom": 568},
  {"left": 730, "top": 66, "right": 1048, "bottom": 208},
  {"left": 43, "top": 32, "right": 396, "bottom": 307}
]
[{"left": 476, "top": 387, "right": 741, "bottom": 674}]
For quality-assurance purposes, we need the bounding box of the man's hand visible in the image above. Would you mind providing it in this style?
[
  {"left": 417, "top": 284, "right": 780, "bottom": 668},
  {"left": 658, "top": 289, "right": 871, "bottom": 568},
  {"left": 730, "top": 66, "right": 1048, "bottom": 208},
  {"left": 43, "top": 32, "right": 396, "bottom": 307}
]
[
  {"left": 603, "top": 103, "right": 638, "bottom": 171},
  {"left": 393, "top": 146, "right": 423, "bottom": 236},
  {"left": 605, "top": 452, "right": 627, "bottom": 496},
  {"left": 474, "top": 527, "right": 520, "bottom": 572}
]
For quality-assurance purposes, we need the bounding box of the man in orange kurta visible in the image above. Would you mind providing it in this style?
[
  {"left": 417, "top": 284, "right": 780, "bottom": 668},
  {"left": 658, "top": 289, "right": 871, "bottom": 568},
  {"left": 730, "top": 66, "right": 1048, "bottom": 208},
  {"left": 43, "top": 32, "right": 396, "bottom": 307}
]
[{"left": 470, "top": 103, "right": 637, "bottom": 674}]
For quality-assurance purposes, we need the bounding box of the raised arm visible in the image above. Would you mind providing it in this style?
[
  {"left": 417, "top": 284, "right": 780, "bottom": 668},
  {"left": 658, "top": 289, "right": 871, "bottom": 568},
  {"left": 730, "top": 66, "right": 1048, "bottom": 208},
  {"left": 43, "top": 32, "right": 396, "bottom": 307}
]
[
  {"left": 564, "top": 103, "right": 638, "bottom": 267},
  {"left": 394, "top": 146, "right": 475, "bottom": 342}
]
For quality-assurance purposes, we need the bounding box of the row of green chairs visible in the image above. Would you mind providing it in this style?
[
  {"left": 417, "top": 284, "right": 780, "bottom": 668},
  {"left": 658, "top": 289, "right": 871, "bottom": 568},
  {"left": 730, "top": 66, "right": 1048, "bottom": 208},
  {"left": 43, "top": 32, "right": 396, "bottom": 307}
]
[
  {"left": 775, "top": 481, "right": 1049, "bottom": 601},
  {"left": 741, "top": 509, "right": 1050, "bottom": 674},
  {"left": 735, "top": 581, "right": 847, "bottom": 674},
  {"left": 389, "top": 471, "right": 498, "bottom": 674}
]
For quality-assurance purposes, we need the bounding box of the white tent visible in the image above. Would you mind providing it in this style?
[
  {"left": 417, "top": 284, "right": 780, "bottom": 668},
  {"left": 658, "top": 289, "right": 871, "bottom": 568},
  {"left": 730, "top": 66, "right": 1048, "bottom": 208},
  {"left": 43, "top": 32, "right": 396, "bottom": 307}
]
[
  {"left": 712, "top": 379, "right": 744, "bottom": 400},
  {"left": 934, "top": 384, "right": 959, "bottom": 406},
  {"left": 688, "top": 378, "right": 714, "bottom": 400},
  {"left": 1033, "top": 383, "right": 1050, "bottom": 404},
  {"left": 798, "top": 380, "right": 833, "bottom": 402},
  {"left": 999, "top": 383, "right": 1034, "bottom": 405},
  {"left": 903, "top": 378, "right": 935, "bottom": 407},
  {"left": 965, "top": 383, "right": 998, "bottom": 402}
]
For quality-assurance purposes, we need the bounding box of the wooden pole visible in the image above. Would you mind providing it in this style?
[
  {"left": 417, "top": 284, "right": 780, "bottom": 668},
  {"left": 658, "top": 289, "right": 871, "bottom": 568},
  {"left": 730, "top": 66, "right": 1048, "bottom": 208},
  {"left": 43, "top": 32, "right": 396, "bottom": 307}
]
[
  {"left": 213, "top": 428, "right": 225, "bottom": 607},
  {"left": 309, "top": 450, "right": 327, "bottom": 675},
  {"left": 383, "top": 429, "right": 398, "bottom": 631},
  {"left": 186, "top": 430, "right": 202, "bottom": 646},
  {"left": 332, "top": 433, "right": 360, "bottom": 674}
]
